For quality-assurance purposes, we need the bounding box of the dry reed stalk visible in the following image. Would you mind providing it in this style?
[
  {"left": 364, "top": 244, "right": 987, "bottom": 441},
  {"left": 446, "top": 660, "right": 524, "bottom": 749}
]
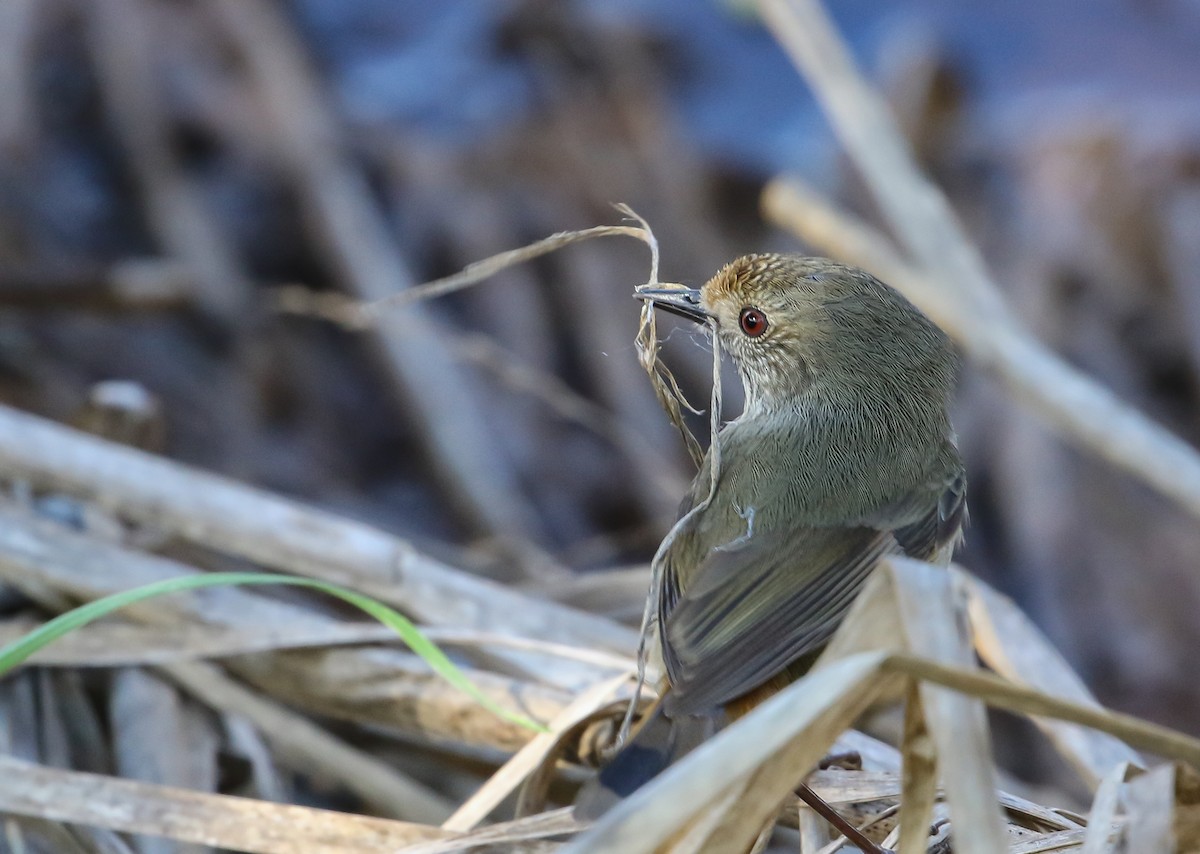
[
  {"left": 5, "top": 449, "right": 1199, "bottom": 850},
  {"left": 962, "top": 571, "right": 1142, "bottom": 787},
  {"left": 441, "top": 674, "right": 633, "bottom": 832},
  {"left": 0, "top": 755, "right": 452, "bottom": 854},
  {"left": 4, "top": 2, "right": 1197, "bottom": 848}
]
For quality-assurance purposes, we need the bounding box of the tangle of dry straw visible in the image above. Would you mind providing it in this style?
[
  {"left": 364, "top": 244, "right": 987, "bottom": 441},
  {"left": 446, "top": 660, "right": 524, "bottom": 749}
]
[{"left": 273, "top": 205, "right": 730, "bottom": 752}]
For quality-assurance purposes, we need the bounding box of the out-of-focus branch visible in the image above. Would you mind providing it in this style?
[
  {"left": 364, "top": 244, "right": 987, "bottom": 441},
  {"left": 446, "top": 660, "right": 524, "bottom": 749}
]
[
  {"left": 209, "top": 0, "right": 538, "bottom": 542},
  {"left": 84, "top": 0, "right": 250, "bottom": 320},
  {"left": 0, "top": 0, "right": 37, "bottom": 153},
  {"left": 761, "top": 180, "right": 955, "bottom": 333},
  {"left": 0, "top": 260, "right": 192, "bottom": 312},
  {"left": 760, "top": 0, "right": 1010, "bottom": 327},
  {"left": 448, "top": 332, "right": 686, "bottom": 504},
  {"left": 759, "top": 0, "right": 1200, "bottom": 520}
]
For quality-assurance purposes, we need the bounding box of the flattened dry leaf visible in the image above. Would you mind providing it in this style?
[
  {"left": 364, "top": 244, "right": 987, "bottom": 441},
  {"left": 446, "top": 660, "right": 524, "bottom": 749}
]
[
  {"left": 1080, "top": 762, "right": 1130, "bottom": 854},
  {"left": 1123, "top": 764, "right": 1175, "bottom": 853},
  {"left": 818, "top": 564, "right": 909, "bottom": 665},
  {"left": 806, "top": 769, "right": 901, "bottom": 804},
  {"left": 999, "top": 792, "right": 1085, "bottom": 835}
]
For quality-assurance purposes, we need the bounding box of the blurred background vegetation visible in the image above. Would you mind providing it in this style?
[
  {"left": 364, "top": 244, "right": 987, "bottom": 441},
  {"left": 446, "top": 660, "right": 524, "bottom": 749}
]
[{"left": 2, "top": 0, "right": 1200, "bottom": 798}]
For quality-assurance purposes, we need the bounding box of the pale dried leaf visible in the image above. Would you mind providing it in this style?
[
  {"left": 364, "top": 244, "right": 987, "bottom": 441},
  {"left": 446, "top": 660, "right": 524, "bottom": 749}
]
[
  {"left": 1123, "top": 764, "right": 1174, "bottom": 853},
  {"left": 1080, "top": 762, "right": 1130, "bottom": 854}
]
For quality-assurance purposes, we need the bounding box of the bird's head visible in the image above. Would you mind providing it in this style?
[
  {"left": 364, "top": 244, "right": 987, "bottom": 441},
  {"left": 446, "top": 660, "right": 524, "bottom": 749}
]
[{"left": 639, "top": 254, "right": 956, "bottom": 416}]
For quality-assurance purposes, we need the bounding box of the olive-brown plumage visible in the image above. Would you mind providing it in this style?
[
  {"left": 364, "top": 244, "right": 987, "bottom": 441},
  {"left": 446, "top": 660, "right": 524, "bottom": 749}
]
[{"left": 579, "top": 253, "right": 965, "bottom": 813}]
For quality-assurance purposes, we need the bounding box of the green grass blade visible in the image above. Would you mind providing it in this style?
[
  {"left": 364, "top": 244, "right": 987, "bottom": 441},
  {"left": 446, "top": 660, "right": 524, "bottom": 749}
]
[{"left": 0, "top": 571, "right": 549, "bottom": 733}]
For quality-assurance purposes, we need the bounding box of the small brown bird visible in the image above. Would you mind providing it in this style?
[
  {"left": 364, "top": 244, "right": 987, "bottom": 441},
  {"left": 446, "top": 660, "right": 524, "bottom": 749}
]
[{"left": 579, "top": 254, "right": 965, "bottom": 824}]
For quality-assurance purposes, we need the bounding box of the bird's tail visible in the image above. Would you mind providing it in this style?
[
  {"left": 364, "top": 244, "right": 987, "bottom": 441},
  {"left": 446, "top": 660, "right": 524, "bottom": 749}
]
[{"left": 574, "top": 701, "right": 713, "bottom": 819}]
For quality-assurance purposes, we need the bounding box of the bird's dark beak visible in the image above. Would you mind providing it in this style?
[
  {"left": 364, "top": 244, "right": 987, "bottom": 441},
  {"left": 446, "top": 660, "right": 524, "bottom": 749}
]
[{"left": 635, "top": 287, "right": 713, "bottom": 325}]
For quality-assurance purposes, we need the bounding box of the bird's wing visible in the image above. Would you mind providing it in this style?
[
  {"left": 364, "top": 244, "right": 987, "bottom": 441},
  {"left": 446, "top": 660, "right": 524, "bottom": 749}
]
[
  {"left": 887, "top": 471, "right": 967, "bottom": 562},
  {"left": 660, "top": 474, "right": 965, "bottom": 716},
  {"left": 661, "top": 522, "right": 896, "bottom": 716}
]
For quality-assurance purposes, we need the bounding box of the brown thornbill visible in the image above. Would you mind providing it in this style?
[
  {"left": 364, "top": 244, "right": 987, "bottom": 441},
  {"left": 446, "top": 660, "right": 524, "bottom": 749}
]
[{"left": 577, "top": 254, "right": 965, "bottom": 847}]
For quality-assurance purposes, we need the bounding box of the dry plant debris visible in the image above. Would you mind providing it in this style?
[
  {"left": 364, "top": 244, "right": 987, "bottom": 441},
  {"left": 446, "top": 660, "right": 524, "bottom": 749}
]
[
  {"left": 1, "top": 0, "right": 1199, "bottom": 852},
  {"left": 1, "top": 210, "right": 1199, "bottom": 854}
]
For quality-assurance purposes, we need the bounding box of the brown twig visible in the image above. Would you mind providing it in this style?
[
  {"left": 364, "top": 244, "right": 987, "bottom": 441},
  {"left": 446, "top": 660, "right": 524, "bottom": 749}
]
[{"left": 795, "top": 781, "right": 890, "bottom": 854}]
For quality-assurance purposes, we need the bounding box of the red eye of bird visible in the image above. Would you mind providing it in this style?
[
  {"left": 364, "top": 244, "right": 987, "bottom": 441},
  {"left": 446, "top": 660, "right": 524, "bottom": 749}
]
[{"left": 739, "top": 307, "right": 768, "bottom": 337}]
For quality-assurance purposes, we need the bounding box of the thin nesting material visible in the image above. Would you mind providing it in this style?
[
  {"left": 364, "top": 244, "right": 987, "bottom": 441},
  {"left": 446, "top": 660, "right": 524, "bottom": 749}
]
[
  {"left": 273, "top": 205, "right": 723, "bottom": 756},
  {"left": 622, "top": 280, "right": 725, "bottom": 748}
]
